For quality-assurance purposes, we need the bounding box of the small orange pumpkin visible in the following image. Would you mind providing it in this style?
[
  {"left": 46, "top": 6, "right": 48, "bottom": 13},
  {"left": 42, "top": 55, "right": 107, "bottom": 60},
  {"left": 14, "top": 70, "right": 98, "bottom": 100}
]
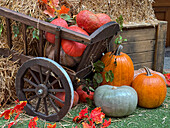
[
  {"left": 101, "top": 45, "right": 134, "bottom": 86},
  {"left": 132, "top": 66, "right": 167, "bottom": 108}
]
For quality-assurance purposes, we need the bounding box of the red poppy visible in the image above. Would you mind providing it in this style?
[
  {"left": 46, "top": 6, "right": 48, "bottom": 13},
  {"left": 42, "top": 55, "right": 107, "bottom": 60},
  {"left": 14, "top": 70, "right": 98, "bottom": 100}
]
[
  {"left": 28, "top": 116, "right": 38, "bottom": 128},
  {"left": 57, "top": 5, "right": 70, "bottom": 15},
  {"left": 89, "top": 107, "right": 105, "bottom": 124},
  {"left": 47, "top": 123, "right": 57, "bottom": 128},
  {"left": 0, "top": 109, "right": 13, "bottom": 120},
  {"left": 8, "top": 121, "right": 16, "bottom": 128},
  {"left": 102, "top": 118, "right": 111, "bottom": 128}
]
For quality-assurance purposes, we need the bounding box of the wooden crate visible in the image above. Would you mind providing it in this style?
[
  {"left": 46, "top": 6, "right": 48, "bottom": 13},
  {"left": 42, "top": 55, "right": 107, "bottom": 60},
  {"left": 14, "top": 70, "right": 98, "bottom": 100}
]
[{"left": 111, "top": 21, "right": 167, "bottom": 73}]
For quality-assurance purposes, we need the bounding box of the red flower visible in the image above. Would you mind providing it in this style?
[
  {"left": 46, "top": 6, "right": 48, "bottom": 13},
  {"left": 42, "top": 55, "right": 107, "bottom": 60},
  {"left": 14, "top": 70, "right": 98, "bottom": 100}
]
[
  {"left": 89, "top": 107, "right": 105, "bottom": 124},
  {"left": 73, "top": 107, "right": 89, "bottom": 123},
  {"left": 47, "top": 123, "right": 57, "bottom": 128},
  {"left": 82, "top": 122, "right": 92, "bottom": 128},
  {"left": 57, "top": 5, "right": 70, "bottom": 15},
  {"left": 0, "top": 109, "right": 13, "bottom": 120},
  {"left": 44, "top": 5, "right": 55, "bottom": 17},
  {"left": 28, "top": 116, "right": 38, "bottom": 128},
  {"left": 102, "top": 118, "right": 111, "bottom": 128},
  {"left": 13, "top": 101, "right": 27, "bottom": 113},
  {"left": 164, "top": 73, "right": 170, "bottom": 86},
  {"left": 8, "top": 121, "right": 16, "bottom": 128}
]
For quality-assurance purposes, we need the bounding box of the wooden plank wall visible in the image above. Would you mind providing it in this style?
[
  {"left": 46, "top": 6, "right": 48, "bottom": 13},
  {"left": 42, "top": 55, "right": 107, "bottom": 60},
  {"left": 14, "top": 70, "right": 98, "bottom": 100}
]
[{"left": 110, "top": 21, "right": 167, "bottom": 72}]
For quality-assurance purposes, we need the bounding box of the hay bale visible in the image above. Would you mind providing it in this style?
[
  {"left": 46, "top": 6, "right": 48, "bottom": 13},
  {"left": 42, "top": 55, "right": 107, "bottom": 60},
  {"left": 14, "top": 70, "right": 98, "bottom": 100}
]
[
  {"left": 0, "top": 55, "right": 19, "bottom": 107},
  {"left": 66, "top": 0, "right": 158, "bottom": 25}
]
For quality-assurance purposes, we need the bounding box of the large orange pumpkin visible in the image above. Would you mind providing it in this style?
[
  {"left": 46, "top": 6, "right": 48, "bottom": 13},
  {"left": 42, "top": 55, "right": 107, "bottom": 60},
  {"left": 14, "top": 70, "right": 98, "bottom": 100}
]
[
  {"left": 101, "top": 45, "right": 134, "bottom": 86},
  {"left": 132, "top": 66, "right": 167, "bottom": 108}
]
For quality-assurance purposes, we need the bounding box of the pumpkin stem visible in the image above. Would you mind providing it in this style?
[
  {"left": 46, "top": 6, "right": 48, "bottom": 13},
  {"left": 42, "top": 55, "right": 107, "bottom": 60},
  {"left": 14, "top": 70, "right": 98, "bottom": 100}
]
[
  {"left": 112, "top": 86, "right": 117, "bottom": 89},
  {"left": 114, "top": 45, "right": 123, "bottom": 56},
  {"left": 143, "top": 66, "right": 152, "bottom": 76}
]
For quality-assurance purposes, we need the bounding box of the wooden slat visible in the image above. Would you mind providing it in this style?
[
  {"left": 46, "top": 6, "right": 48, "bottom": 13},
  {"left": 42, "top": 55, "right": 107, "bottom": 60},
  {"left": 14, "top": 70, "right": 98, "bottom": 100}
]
[
  {"left": 121, "top": 27, "right": 156, "bottom": 42},
  {"left": 128, "top": 51, "right": 154, "bottom": 64},
  {"left": 0, "top": 7, "right": 91, "bottom": 44},
  {"left": 154, "top": 21, "right": 167, "bottom": 73},
  {"left": 6, "top": 18, "right": 12, "bottom": 49},
  {"left": 134, "top": 62, "right": 153, "bottom": 70},
  {"left": 23, "top": 24, "right": 28, "bottom": 55},
  {"left": 54, "top": 28, "right": 61, "bottom": 62},
  {"left": 122, "top": 40, "right": 155, "bottom": 54},
  {"left": 39, "top": 30, "right": 43, "bottom": 57}
]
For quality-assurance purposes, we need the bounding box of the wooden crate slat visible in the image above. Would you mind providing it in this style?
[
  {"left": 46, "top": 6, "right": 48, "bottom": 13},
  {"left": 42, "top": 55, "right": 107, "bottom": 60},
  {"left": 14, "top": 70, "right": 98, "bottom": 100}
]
[
  {"left": 122, "top": 40, "right": 155, "bottom": 53},
  {"left": 134, "top": 62, "right": 153, "bottom": 70},
  {"left": 128, "top": 51, "right": 154, "bottom": 64},
  {"left": 154, "top": 21, "right": 167, "bottom": 72},
  {"left": 122, "top": 27, "right": 156, "bottom": 42}
]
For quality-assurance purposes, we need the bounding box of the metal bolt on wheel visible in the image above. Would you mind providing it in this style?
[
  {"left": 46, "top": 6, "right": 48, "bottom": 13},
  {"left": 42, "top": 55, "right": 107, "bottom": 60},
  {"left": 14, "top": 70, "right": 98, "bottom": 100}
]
[{"left": 15, "top": 57, "right": 74, "bottom": 122}]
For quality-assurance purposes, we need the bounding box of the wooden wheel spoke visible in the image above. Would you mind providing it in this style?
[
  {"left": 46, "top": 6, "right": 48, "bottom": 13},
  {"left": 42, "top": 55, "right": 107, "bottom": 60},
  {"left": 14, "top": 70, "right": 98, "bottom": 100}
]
[
  {"left": 35, "top": 98, "right": 41, "bottom": 112},
  {"left": 23, "top": 88, "right": 35, "bottom": 92},
  {"left": 47, "top": 79, "right": 58, "bottom": 88},
  {"left": 48, "top": 89, "right": 65, "bottom": 92},
  {"left": 38, "top": 65, "right": 43, "bottom": 84},
  {"left": 48, "top": 97, "right": 59, "bottom": 113},
  {"left": 24, "top": 78, "right": 37, "bottom": 88},
  {"left": 28, "top": 95, "right": 37, "bottom": 102},
  {"left": 44, "top": 70, "right": 51, "bottom": 85},
  {"left": 43, "top": 98, "right": 48, "bottom": 115},
  {"left": 28, "top": 68, "right": 40, "bottom": 85},
  {"left": 49, "top": 93, "right": 64, "bottom": 104}
]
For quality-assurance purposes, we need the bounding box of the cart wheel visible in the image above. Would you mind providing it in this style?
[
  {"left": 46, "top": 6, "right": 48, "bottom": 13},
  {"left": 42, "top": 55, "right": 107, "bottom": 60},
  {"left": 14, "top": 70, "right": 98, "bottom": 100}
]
[{"left": 15, "top": 57, "right": 74, "bottom": 122}]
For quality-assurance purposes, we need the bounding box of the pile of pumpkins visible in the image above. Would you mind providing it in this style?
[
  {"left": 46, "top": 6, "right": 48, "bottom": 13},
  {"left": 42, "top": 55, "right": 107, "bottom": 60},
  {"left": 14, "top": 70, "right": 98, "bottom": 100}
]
[
  {"left": 46, "top": 10, "right": 167, "bottom": 117},
  {"left": 45, "top": 10, "right": 111, "bottom": 67},
  {"left": 94, "top": 45, "right": 167, "bottom": 117}
]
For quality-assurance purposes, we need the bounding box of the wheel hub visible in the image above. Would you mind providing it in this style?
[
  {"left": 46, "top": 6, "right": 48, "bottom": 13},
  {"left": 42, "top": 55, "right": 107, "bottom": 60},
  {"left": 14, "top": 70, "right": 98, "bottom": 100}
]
[{"left": 35, "top": 84, "right": 48, "bottom": 98}]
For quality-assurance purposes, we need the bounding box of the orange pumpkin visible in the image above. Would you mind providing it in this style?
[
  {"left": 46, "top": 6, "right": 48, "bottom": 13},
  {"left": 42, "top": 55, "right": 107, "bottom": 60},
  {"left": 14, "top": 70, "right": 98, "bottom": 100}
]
[
  {"left": 101, "top": 45, "right": 134, "bottom": 86},
  {"left": 132, "top": 66, "right": 167, "bottom": 108}
]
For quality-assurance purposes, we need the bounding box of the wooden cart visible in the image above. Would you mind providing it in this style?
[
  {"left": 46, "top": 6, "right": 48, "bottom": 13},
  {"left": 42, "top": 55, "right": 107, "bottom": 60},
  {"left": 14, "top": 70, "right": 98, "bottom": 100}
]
[{"left": 0, "top": 7, "right": 120, "bottom": 122}]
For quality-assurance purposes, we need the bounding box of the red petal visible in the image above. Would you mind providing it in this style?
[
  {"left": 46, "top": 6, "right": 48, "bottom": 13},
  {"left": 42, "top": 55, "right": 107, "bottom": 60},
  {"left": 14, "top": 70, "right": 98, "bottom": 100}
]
[
  {"left": 58, "top": 5, "right": 70, "bottom": 14},
  {"left": 102, "top": 118, "right": 111, "bottom": 128},
  {"left": 8, "top": 122, "right": 15, "bottom": 128},
  {"left": 44, "top": 5, "right": 55, "bottom": 17}
]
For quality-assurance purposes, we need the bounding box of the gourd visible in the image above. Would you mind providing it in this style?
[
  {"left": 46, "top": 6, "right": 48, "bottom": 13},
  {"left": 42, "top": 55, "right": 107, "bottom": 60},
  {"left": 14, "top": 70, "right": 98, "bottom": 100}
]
[
  {"left": 61, "top": 26, "right": 89, "bottom": 57},
  {"left": 96, "top": 13, "right": 111, "bottom": 26},
  {"left": 76, "top": 85, "right": 94, "bottom": 103},
  {"left": 101, "top": 45, "right": 134, "bottom": 86},
  {"left": 94, "top": 85, "right": 138, "bottom": 117},
  {"left": 45, "top": 18, "right": 68, "bottom": 44},
  {"left": 132, "top": 66, "right": 167, "bottom": 108},
  {"left": 134, "top": 67, "right": 166, "bottom": 82},
  {"left": 76, "top": 10, "right": 101, "bottom": 34},
  {"left": 55, "top": 91, "right": 79, "bottom": 108},
  {"left": 45, "top": 43, "right": 81, "bottom": 67}
]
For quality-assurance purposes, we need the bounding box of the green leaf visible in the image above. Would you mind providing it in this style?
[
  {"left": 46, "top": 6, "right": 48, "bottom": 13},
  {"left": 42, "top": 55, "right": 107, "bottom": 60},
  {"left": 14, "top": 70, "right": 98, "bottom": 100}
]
[
  {"left": 93, "top": 73, "right": 103, "bottom": 84},
  {"left": 88, "top": 87, "right": 95, "bottom": 92},
  {"left": 33, "top": 29, "right": 39, "bottom": 40},
  {"left": 93, "top": 60, "right": 105, "bottom": 72},
  {"left": 60, "top": 14, "right": 70, "bottom": 20},
  {"left": 13, "top": 25, "right": 20, "bottom": 38},
  {"left": 123, "top": 38, "right": 127, "bottom": 42},
  {"left": 105, "top": 70, "right": 114, "bottom": 82},
  {"left": 0, "top": 24, "right": 3, "bottom": 36}
]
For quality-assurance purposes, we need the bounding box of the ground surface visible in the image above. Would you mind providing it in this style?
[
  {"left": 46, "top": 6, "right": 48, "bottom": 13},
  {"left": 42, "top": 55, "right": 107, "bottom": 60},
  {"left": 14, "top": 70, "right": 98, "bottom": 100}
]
[{"left": 0, "top": 88, "right": 170, "bottom": 128}]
